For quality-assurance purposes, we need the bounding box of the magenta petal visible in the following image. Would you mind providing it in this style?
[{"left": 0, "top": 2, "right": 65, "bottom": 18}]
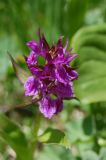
[
  {"left": 57, "top": 36, "right": 63, "bottom": 48},
  {"left": 55, "top": 66, "right": 69, "bottom": 84},
  {"left": 24, "top": 76, "right": 39, "bottom": 97},
  {"left": 69, "top": 70, "right": 78, "bottom": 80},
  {"left": 27, "top": 40, "right": 40, "bottom": 53},
  {"left": 57, "top": 47, "right": 64, "bottom": 56},
  {"left": 27, "top": 51, "right": 37, "bottom": 66},
  {"left": 53, "top": 56, "right": 64, "bottom": 64},
  {"left": 55, "top": 98, "right": 63, "bottom": 114},
  {"left": 64, "top": 65, "right": 78, "bottom": 80},
  {"left": 41, "top": 34, "right": 50, "bottom": 50},
  {"left": 39, "top": 96, "right": 63, "bottom": 118},
  {"left": 29, "top": 66, "right": 43, "bottom": 77},
  {"left": 52, "top": 82, "right": 74, "bottom": 99},
  {"left": 39, "top": 96, "right": 56, "bottom": 119},
  {"left": 66, "top": 53, "right": 78, "bottom": 63}
]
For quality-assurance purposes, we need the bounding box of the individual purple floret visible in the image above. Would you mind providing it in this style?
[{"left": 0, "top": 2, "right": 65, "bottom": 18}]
[{"left": 24, "top": 31, "right": 78, "bottom": 118}]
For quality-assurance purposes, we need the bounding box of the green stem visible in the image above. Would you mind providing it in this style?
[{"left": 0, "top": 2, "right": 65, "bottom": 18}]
[{"left": 30, "top": 110, "right": 42, "bottom": 157}]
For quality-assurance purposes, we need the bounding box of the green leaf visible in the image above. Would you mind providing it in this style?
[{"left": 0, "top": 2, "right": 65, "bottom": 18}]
[
  {"left": 37, "top": 145, "right": 75, "bottom": 160},
  {"left": 99, "top": 148, "right": 106, "bottom": 160},
  {"left": 77, "top": 47, "right": 106, "bottom": 64},
  {"left": 78, "top": 61, "right": 106, "bottom": 81},
  {"left": 64, "top": 0, "right": 88, "bottom": 36},
  {"left": 65, "top": 118, "right": 93, "bottom": 144},
  {"left": 75, "top": 60, "right": 106, "bottom": 104},
  {"left": 0, "top": 113, "right": 33, "bottom": 160},
  {"left": 8, "top": 52, "right": 29, "bottom": 84},
  {"left": 72, "top": 24, "right": 106, "bottom": 104},
  {"left": 72, "top": 24, "right": 106, "bottom": 62},
  {"left": 72, "top": 24, "right": 106, "bottom": 43},
  {"left": 38, "top": 128, "right": 69, "bottom": 148},
  {"left": 81, "top": 151, "right": 99, "bottom": 160}
]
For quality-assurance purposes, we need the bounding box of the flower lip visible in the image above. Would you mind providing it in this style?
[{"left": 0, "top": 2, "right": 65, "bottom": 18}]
[{"left": 39, "top": 95, "right": 63, "bottom": 119}]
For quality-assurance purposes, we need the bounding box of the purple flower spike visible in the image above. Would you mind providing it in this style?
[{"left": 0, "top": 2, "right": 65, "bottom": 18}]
[{"left": 24, "top": 30, "right": 78, "bottom": 118}]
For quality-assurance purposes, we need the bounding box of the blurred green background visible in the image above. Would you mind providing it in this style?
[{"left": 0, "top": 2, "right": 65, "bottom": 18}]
[{"left": 0, "top": 0, "right": 106, "bottom": 159}]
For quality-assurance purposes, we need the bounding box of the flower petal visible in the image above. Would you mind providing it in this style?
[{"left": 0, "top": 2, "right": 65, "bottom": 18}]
[
  {"left": 55, "top": 98, "right": 63, "bottom": 114},
  {"left": 39, "top": 96, "right": 56, "bottom": 119},
  {"left": 64, "top": 65, "right": 78, "bottom": 80},
  {"left": 41, "top": 34, "right": 50, "bottom": 50},
  {"left": 27, "top": 40, "right": 40, "bottom": 53},
  {"left": 27, "top": 51, "right": 37, "bottom": 66},
  {"left": 52, "top": 82, "right": 74, "bottom": 99},
  {"left": 57, "top": 36, "right": 63, "bottom": 48},
  {"left": 69, "top": 70, "right": 78, "bottom": 80},
  {"left": 24, "top": 76, "right": 39, "bottom": 97},
  {"left": 65, "top": 53, "right": 78, "bottom": 63},
  {"left": 29, "top": 66, "right": 43, "bottom": 77},
  {"left": 39, "top": 96, "right": 63, "bottom": 118},
  {"left": 55, "top": 65, "right": 69, "bottom": 84}
]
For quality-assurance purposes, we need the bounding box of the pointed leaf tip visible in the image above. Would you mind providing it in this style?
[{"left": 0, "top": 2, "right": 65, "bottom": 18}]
[{"left": 8, "top": 52, "right": 29, "bottom": 84}]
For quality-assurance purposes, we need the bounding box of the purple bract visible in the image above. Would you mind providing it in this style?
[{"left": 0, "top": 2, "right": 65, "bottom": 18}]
[{"left": 24, "top": 31, "right": 78, "bottom": 118}]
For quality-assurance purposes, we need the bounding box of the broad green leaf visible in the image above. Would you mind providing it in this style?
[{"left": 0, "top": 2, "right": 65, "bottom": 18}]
[
  {"left": 74, "top": 33, "right": 106, "bottom": 52},
  {"left": 72, "top": 24, "right": 106, "bottom": 104},
  {"left": 65, "top": 117, "right": 94, "bottom": 144},
  {"left": 77, "top": 47, "right": 106, "bottom": 63},
  {"left": 79, "top": 61, "right": 106, "bottom": 80},
  {"left": 72, "top": 24, "right": 106, "bottom": 46},
  {"left": 0, "top": 113, "right": 33, "bottom": 160},
  {"left": 99, "top": 148, "right": 106, "bottom": 160},
  {"left": 37, "top": 145, "right": 75, "bottom": 160},
  {"left": 38, "top": 128, "right": 69, "bottom": 148},
  {"left": 8, "top": 53, "right": 29, "bottom": 84},
  {"left": 75, "top": 60, "right": 106, "bottom": 104},
  {"left": 81, "top": 151, "right": 99, "bottom": 160},
  {"left": 72, "top": 24, "right": 106, "bottom": 62}
]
